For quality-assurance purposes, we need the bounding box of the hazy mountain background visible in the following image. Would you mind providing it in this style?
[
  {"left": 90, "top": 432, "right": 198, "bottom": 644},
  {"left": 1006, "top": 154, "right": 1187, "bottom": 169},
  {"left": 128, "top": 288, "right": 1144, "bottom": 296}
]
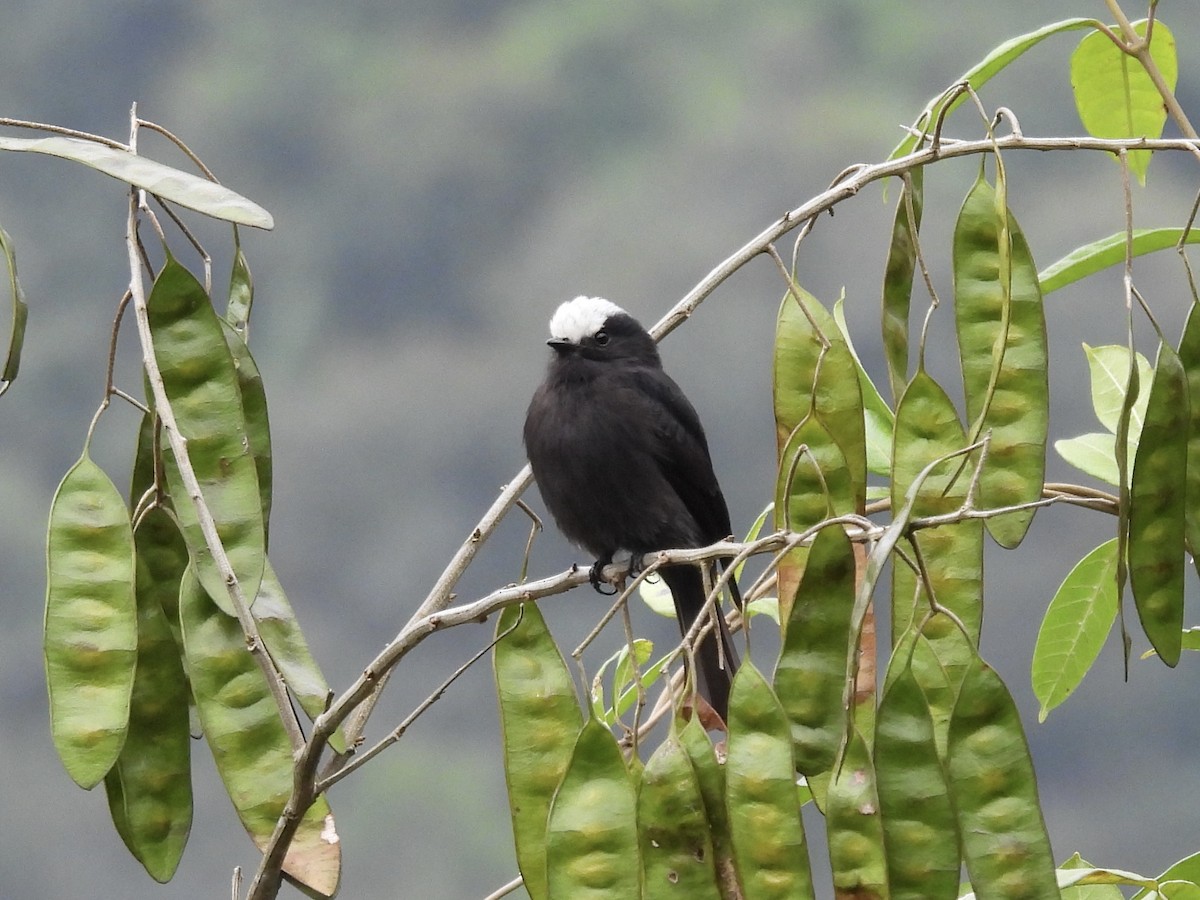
[{"left": 3, "top": 2, "right": 1200, "bottom": 897}]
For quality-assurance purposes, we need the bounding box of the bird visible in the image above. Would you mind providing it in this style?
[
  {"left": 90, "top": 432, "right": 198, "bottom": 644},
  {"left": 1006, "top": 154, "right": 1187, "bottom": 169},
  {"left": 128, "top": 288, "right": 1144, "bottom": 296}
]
[{"left": 523, "top": 295, "right": 741, "bottom": 721}]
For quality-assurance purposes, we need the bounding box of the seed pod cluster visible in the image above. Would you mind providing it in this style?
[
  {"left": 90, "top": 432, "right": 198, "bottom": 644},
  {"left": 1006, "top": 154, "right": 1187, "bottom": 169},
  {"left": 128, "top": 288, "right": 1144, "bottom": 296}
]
[{"left": 44, "top": 254, "right": 339, "bottom": 894}]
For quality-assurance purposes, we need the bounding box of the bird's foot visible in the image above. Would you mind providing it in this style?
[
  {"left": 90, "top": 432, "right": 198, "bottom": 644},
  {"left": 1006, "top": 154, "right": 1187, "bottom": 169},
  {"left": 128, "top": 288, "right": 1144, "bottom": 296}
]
[
  {"left": 626, "top": 548, "right": 649, "bottom": 579},
  {"left": 588, "top": 560, "right": 618, "bottom": 595}
]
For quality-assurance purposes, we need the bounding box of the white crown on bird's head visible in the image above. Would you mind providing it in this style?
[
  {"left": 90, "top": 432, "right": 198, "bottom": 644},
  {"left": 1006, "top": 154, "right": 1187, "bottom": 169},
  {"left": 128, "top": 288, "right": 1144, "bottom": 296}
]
[{"left": 548, "top": 296, "right": 626, "bottom": 344}]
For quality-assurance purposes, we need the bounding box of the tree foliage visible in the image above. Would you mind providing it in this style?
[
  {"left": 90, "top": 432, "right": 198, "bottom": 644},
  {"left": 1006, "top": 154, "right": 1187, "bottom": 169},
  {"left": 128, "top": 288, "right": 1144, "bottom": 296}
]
[{"left": 15, "top": 4, "right": 1200, "bottom": 898}]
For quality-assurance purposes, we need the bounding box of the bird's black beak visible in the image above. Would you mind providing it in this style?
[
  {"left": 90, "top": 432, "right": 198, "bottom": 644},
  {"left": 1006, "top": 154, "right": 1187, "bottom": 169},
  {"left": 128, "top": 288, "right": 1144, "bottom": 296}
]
[{"left": 547, "top": 337, "right": 575, "bottom": 355}]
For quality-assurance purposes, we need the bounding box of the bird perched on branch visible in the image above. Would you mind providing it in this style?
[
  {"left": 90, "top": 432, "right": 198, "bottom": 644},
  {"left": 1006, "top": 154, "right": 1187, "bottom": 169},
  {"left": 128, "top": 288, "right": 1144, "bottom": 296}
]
[{"left": 523, "top": 295, "right": 741, "bottom": 721}]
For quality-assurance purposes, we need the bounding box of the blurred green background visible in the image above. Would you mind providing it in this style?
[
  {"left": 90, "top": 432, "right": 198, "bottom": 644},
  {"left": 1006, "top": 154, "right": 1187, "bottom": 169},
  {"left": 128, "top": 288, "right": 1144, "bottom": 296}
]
[{"left": 3, "top": 1, "right": 1200, "bottom": 897}]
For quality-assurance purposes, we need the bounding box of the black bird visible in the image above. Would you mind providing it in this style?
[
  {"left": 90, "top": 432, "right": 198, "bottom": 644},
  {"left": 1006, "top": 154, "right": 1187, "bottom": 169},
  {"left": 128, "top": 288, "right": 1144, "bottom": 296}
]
[{"left": 523, "top": 296, "right": 741, "bottom": 721}]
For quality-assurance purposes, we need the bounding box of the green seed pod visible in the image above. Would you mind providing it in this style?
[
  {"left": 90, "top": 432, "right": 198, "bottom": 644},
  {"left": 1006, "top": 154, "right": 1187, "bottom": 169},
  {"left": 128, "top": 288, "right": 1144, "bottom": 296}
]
[
  {"left": 222, "top": 322, "right": 273, "bottom": 544},
  {"left": 147, "top": 254, "right": 265, "bottom": 615},
  {"left": 953, "top": 171, "right": 1049, "bottom": 548},
  {"left": 774, "top": 411, "right": 853, "bottom": 620},
  {"left": 1128, "top": 342, "right": 1189, "bottom": 666},
  {"left": 494, "top": 603, "right": 582, "bottom": 900},
  {"left": 546, "top": 716, "right": 640, "bottom": 900},
  {"left": 775, "top": 523, "right": 856, "bottom": 775},
  {"left": 104, "top": 505, "right": 193, "bottom": 882},
  {"left": 726, "top": 663, "right": 815, "bottom": 900},
  {"left": 677, "top": 715, "right": 736, "bottom": 890},
  {"left": 179, "top": 569, "right": 340, "bottom": 896},
  {"left": 948, "top": 655, "right": 1056, "bottom": 898},
  {"left": 881, "top": 168, "right": 924, "bottom": 402},
  {"left": 890, "top": 369, "right": 983, "bottom": 699},
  {"left": 637, "top": 731, "right": 722, "bottom": 899},
  {"left": 45, "top": 451, "right": 137, "bottom": 789},
  {"left": 252, "top": 559, "right": 345, "bottom": 753},
  {"left": 875, "top": 661, "right": 959, "bottom": 900},
  {"left": 774, "top": 285, "right": 867, "bottom": 512},
  {"left": 225, "top": 241, "right": 254, "bottom": 335},
  {"left": 1178, "top": 304, "right": 1200, "bottom": 566},
  {"left": 826, "top": 727, "right": 888, "bottom": 898}
]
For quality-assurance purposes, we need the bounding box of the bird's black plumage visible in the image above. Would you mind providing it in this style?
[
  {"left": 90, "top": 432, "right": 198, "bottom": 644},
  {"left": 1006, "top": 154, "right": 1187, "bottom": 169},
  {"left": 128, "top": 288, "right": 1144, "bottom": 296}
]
[{"left": 523, "top": 296, "right": 741, "bottom": 720}]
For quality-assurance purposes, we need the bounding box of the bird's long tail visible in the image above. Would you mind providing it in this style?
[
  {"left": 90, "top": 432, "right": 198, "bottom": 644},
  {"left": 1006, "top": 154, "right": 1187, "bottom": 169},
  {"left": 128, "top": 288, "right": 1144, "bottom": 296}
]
[{"left": 661, "top": 563, "right": 740, "bottom": 722}]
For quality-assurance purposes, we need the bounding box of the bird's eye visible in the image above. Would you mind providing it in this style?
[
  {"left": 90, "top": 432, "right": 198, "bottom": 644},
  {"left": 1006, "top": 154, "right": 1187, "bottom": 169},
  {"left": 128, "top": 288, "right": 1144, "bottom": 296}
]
[{"left": 594, "top": 331, "right": 610, "bottom": 346}]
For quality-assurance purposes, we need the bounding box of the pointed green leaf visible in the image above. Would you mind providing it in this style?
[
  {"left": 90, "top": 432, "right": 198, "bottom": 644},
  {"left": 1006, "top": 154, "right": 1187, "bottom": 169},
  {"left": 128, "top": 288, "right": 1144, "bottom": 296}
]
[
  {"left": 1032, "top": 539, "right": 1119, "bottom": 720},
  {"left": 1040, "top": 228, "right": 1200, "bottom": 294},
  {"left": 1071, "top": 20, "right": 1177, "bottom": 184},
  {"left": 1054, "top": 433, "right": 1122, "bottom": 486},
  {"left": 1132, "top": 851, "right": 1200, "bottom": 900},
  {"left": 890, "top": 18, "right": 1096, "bottom": 160},
  {"left": 1059, "top": 853, "right": 1142, "bottom": 898},
  {"left": 0, "top": 134, "right": 274, "bottom": 228},
  {"left": 1084, "top": 344, "right": 1152, "bottom": 439}
]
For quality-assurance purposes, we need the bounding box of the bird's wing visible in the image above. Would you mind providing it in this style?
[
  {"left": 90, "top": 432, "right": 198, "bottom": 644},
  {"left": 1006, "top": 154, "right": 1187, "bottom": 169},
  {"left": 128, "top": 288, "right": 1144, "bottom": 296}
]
[{"left": 623, "top": 367, "right": 735, "bottom": 546}]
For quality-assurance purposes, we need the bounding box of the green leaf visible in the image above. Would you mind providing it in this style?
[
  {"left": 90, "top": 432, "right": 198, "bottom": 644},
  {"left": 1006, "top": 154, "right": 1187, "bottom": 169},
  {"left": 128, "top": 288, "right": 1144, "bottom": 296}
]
[
  {"left": 890, "top": 18, "right": 1097, "bottom": 161},
  {"left": 1032, "top": 539, "right": 1119, "bottom": 721},
  {"left": 1071, "top": 20, "right": 1177, "bottom": 184},
  {"left": 1059, "top": 853, "right": 1153, "bottom": 897},
  {"left": 1054, "top": 433, "right": 1122, "bottom": 485},
  {"left": 744, "top": 596, "right": 779, "bottom": 625},
  {"left": 1133, "top": 851, "right": 1200, "bottom": 900},
  {"left": 639, "top": 574, "right": 675, "bottom": 618},
  {"left": 1083, "top": 344, "right": 1152, "bottom": 438},
  {"left": 0, "top": 134, "right": 274, "bottom": 228},
  {"left": 1040, "top": 228, "right": 1200, "bottom": 294}
]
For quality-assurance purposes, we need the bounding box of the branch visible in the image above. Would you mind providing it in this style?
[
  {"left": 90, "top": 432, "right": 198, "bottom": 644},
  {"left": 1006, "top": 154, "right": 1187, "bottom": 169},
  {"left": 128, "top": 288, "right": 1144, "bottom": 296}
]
[
  {"left": 1103, "top": 0, "right": 1199, "bottom": 144},
  {"left": 123, "top": 107, "right": 303, "bottom": 751},
  {"left": 244, "top": 128, "right": 1197, "bottom": 897},
  {"left": 649, "top": 133, "right": 1200, "bottom": 341}
]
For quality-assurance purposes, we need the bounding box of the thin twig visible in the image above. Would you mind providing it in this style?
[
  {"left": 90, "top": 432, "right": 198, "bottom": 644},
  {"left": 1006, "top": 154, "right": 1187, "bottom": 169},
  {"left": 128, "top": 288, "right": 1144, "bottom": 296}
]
[
  {"left": 650, "top": 134, "right": 1200, "bottom": 342},
  {"left": 123, "top": 106, "right": 302, "bottom": 759},
  {"left": 317, "top": 613, "right": 522, "bottom": 793},
  {"left": 137, "top": 117, "right": 220, "bottom": 180},
  {"left": 150, "top": 195, "right": 212, "bottom": 294},
  {"left": 481, "top": 875, "right": 525, "bottom": 900},
  {"left": 246, "top": 127, "right": 1200, "bottom": 897}
]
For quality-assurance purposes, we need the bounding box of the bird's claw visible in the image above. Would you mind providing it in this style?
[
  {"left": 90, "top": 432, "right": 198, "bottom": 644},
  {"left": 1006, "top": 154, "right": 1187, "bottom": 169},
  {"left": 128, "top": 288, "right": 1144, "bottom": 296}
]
[{"left": 589, "top": 560, "right": 618, "bottom": 595}]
